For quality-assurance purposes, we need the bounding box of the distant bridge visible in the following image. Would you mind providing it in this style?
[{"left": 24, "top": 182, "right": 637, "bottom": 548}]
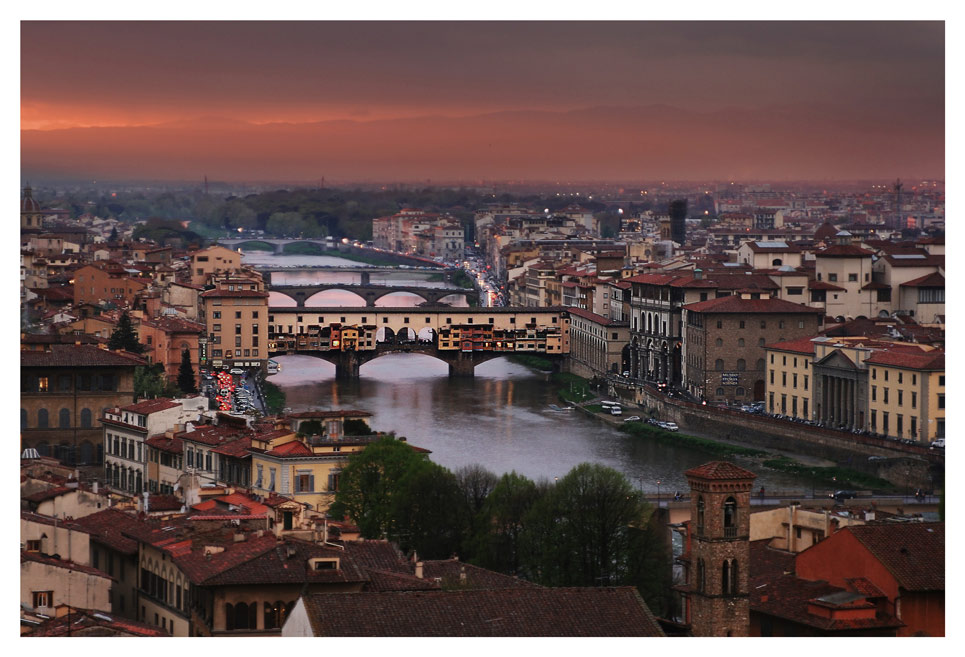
[
  {"left": 269, "top": 283, "right": 478, "bottom": 308},
  {"left": 267, "top": 305, "right": 570, "bottom": 378},
  {"left": 218, "top": 238, "right": 446, "bottom": 267}
]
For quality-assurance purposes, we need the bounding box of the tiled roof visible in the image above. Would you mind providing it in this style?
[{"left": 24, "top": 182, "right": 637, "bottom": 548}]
[
  {"left": 422, "top": 559, "right": 540, "bottom": 590},
  {"left": 881, "top": 254, "right": 944, "bottom": 268},
  {"left": 180, "top": 424, "right": 245, "bottom": 446},
  {"left": 201, "top": 539, "right": 367, "bottom": 587},
  {"left": 266, "top": 441, "right": 313, "bottom": 457},
  {"left": 685, "top": 461, "right": 758, "bottom": 481},
  {"left": 21, "top": 551, "right": 114, "bottom": 580},
  {"left": 21, "top": 510, "right": 92, "bottom": 534},
  {"left": 860, "top": 281, "right": 890, "bottom": 290},
  {"left": 298, "top": 587, "right": 664, "bottom": 636},
  {"left": 119, "top": 398, "right": 180, "bottom": 414},
  {"left": 847, "top": 523, "right": 944, "bottom": 591},
  {"left": 765, "top": 336, "right": 817, "bottom": 355},
  {"left": 342, "top": 540, "right": 410, "bottom": 575},
  {"left": 899, "top": 272, "right": 944, "bottom": 288},
  {"left": 210, "top": 436, "right": 253, "bottom": 458},
  {"left": 22, "top": 485, "right": 74, "bottom": 503},
  {"left": 23, "top": 609, "right": 169, "bottom": 637},
  {"left": 71, "top": 508, "right": 141, "bottom": 555},
  {"left": 817, "top": 245, "right": 875, "bottom": 257},
  {"left": 809, "top": 280, "right": 847, "bottom": 291},
  {"left": 364, "top": 568, "right": 441, "bottom": 592},
  {"left": 145, "top": 434, "right": 182, "bottom": 454},
  {"left": 566, "top": 307, "right": 621, "bottom": 326},
  {"left": 683, "top": 296, "right": 822, "bottom": 315},
  {"left": 171, "top": 534, "right": 278, "bottom": 585},
  {"left": 863, "top": 350, "right": 944, "bottom": 371},
  {"left": 146, "top": 494, "right": 183, "bottom": 511},
  {"left": 20, "top": 344, "right": 146, "bottom": 368}
]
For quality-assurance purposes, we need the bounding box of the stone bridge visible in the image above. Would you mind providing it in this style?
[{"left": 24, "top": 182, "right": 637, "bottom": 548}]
[
  {"left": 270, "top": 341, "right": 519, "bottom": 379},
  {"left": 269, "top": 283, "right": 478, "bottom": 307}
]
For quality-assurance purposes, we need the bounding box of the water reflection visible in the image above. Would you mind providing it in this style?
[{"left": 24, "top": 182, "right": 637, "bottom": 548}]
[{"left": 271, "top": 354, "right": 812, "bottom": 492}]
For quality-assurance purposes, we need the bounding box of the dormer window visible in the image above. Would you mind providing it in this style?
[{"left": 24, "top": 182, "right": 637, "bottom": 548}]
[{"left": 310, "top": 558, "right": 339, "bottom": 571}]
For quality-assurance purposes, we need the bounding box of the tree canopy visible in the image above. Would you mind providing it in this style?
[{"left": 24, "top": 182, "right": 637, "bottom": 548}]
[{"left": 108, "top": 311, "right": 145, "bottom": 354}]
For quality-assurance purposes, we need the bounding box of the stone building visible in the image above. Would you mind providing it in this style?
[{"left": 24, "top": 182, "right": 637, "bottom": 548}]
[
  {"left": 680, "top": 461, "right": 756, "bottom": 637},
  {"left": 200, "top": 279, "right": 269, "bottom": 372},
  {"left": 566, "top": 307, "right": 630, "bottom": 378},
  {"left": 20, "top": 343, "right": 145, "bottom": 464},
  {"left": 682, "top": 296, "right": 823, "bottom": 404}
]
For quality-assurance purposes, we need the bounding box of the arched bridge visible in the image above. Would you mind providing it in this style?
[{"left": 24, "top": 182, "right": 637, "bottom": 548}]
[
  {"left": 269, "top": 283, "right": 478, "bottom": 308},
  {"left": 267, "top": 305, "right": 570, "bottom": 378}
]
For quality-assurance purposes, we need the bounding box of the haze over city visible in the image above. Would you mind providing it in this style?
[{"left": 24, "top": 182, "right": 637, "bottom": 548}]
[{"left": 21, "top": 21, "right": 944, "bottom": 183}]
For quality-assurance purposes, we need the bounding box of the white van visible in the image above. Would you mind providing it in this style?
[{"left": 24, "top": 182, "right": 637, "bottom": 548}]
[{"left": 610, "top": 407, "right": 623, "bottom": 416}]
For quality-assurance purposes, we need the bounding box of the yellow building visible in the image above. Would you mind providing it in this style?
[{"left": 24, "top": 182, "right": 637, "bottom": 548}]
[
  {"left": 189, "top": 245, "right": 242, "bottom": 286},
  {"left": 200, "top": 280, "right": 269, "bottom": 371},
  {"left": 750, "top": 505, "right": 869, "bottom": 553},
  {"left": 764, "top": 337, "right": 815, "bottom": 419},
  {"left": 865, "top": 349, "right": 944, "bottom": 443}
]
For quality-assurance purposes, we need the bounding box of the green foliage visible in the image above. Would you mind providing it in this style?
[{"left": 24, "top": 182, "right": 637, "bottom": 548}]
[
  {"left": 509, "top": 353, "right": 553, "bottom": 371},
  {"left": 297, "top": 419, "right": 325, "bottom": 437},
  {"left": 619, "top": 421, "right": 766, "bottom": 458},
  {"left": 282, "top": 241, "right": 328, "bottom": 255},
  {"left": 343, "top": 418, "right": 372, "bottom": 436},
  {"left": 390, "top": 460, "right": 468, "bottom": 558},
  {"left": 132, "top": 217, "right": 202, "bottom": 246},
  {"left": 553, "top": 372, "right": 593, "bottom": 403},
  {"left": 134, "top": 363, "right": 176, "bottom": 400},
  {"left": 451, "top": 270, "right": 475, "bottom": 289},
  {"left": 109, "top": 226, "right": 119, "bottom": 242},
  {"left": 261, "top": 380, "right": 286, "bottom": 415},
  {"left": 329, "top": 436, "right": 429, "bottom": 539},
  {"left": 177, "top": 348, "right": 197, "bottom": 394},
  {"left": 473, "top": 471, "right": 542, "bottom": 575},
  {"left": 762, "top": 456, "right": 895, "bottom": 491},
  {"left": 108, "top": 312, "right": 145, "bottom": 354}
]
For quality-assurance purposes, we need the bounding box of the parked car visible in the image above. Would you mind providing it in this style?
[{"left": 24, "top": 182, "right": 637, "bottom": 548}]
[
  {"left": 930, "top": 438, "right": 945, "bottom": 449},
  {"left": 662, "top": 422, "right": 679, "bottom": 432},
  {"left": 610, "top": 407, "right": 623, "bottom": 416},
  {"left": 623, "top": 416, "right": 642, "bottom": 423},
  {"left": 229, "top": 368, "right": 245, "bottom": 375},
  {"left": 830, "top": 490, "right": 857, "bottom": 502}
]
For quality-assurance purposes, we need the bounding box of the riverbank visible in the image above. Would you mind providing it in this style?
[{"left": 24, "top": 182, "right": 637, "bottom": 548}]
[{"left": 541, "top": 372, "right": 897, "bottom": 493}]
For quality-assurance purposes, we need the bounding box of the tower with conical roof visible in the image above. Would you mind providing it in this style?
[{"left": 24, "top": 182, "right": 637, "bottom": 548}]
[
  {"left": 683, "top": 460, "right": 756, "bottom": 637},
  {"left": 21, "top": 184, "right": 43, "bottom": 231}
]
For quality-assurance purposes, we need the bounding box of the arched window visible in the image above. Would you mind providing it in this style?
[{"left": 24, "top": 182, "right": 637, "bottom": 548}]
[
  {"left": 715, "top": 359, "right": 724, "bottom": 371},
  {"left": 264, "top": 600, "right": 288, "bottom": 629},
  {"left": 772, "top": 258, "right": 782, "bottom": 266},
  {"left": 723, "top": 497, "right": 738, "bottom": 537},
  {"left": 697, "top": 558, "right": 706, "bottom": 593},
  {"left": 757, "top": 358, "right": 765, "bottom": 371},
  {"left": 737, "top": 338, "right": 745, "bottom": 347},
  {"left": 234, "top": 602, "right": 250, "bottom": 630},
  {"left": 21, "top": 408, "right": 27, "bottom": 429},
  {"left": 736, "top": 387, "right": 745, "bottom": 396},
  {"left": 716, "top": 387, "right": 725, "bottom": 396},
  {"left": 722, "top": 559, "right": 738, "bottom": 595},
  {"left": 37, "top": 409, "right": 49, "bottom": 428},
  {"left": 696, "top": 496, "right": 705, "bottom": 532},
  {"left": 737, "top": 359, "right": 746, "bottom": 371},
  {"left": 81, "top": 408, "right": 92, "bottom": 428},
  {"left": 758, "top": 338, "right": 766, "bottom": 347},
  {"left": 59, "top": 408, "right": 71, "bottom": 428},
  {"left": 225, "top": 603, "right": 235, "bottom": 631}
]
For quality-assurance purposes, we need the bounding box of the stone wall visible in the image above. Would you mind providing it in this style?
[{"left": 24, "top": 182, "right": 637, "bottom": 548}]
[{"left": 608, "top": 379, "right": 942, "bottom": 490}]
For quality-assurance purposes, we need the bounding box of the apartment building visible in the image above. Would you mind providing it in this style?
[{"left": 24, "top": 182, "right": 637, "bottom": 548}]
[{"left": 200, "top": 281, "right": 269, "bottom": 371}]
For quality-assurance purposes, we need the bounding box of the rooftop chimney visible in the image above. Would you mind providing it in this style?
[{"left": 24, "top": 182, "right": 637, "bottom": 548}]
[{"left": 415, "top": 561, "right": 424, "bottom": 579}]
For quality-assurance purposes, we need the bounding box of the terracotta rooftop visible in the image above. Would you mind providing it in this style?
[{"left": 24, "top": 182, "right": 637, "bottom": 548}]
[
  {"left": 685, "top": 461, "right": 758, "bottom": 481},
  {"left": 566, "top": 307, "right": 623, "bottom": 326},
  {"left": 145, "top": 433, "right": 182, "bottom": 454},
  {"left": 343, "top": 540, "right": 411, "bottom": 575},
  {"left": 200, "top": 289, "right": 269, "bottom": 298},
  {"left": 899, "top": 272, "right": 944, "bottom": 288},
  {"left": 766, "top": 336, "right": 817, "bottom": 355},
  {"left": 71, "top": 508, "right": 141, "bottom": 555},
  {"left": 22, "top": 609, "right": 169, "bottom": 637},
  {"left": 21, "top": 551, "right": 114, "bottom": 580},
  {"left": 20, "top": 344, "right": 146, "bottom": 368},
  {"left": 297, "top": 587, "right": 664, "bottom": 636},
  {"left": 201, "top": 539, "right": 367, "bottom": 587},
  {"left": 422, "top": 559, "right": 540, "bottom": 590},
  {"left": 863, "top": 349, "right": 944, "bottom": 371},
  {"left": 817, "top": 244, "right": 875, "bottom": 258},
  {"left": 846, "top": 523, "right": 944, "bottom": 592},
  {"left": 683, "top": 296, "right": 822, "bottom": 315},
  {"left": 119, "top": 398, "right": 180, "bottom": 414}
]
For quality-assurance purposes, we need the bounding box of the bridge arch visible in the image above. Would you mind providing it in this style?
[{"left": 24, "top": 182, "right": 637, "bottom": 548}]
[
  {"left": 304, "top": 289, "right": 367, "bottom": 307},
  {"left": 373, "top": 290, "right": 430, "bottom": 306},
  {"left": 436, "top": 292, "right": 471, "bottom": 307}
]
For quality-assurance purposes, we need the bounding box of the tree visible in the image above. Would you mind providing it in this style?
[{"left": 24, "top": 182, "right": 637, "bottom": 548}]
[
  {"left": 455, "top": 464, "right": 498, "bottom": 518},
  {"left": 343, "top": 418, "right": 372, "bottom": 435},
  {"left": 328, "top": 437, "right": 428, "bottom": 539},
  {"left": 177, "top": 348, "right": 197, "bottom": 394},
  {"left": 474, "top": 471, "right": 541, "bottom": 575},
  {"left": 390, "top": 460, "right": 468, "bottom": 558},
  {"left": 108, "top": 311, "right": 145, "bottom": 354},
  {"left": 109, "top": 226, "right": 119, "bottom": 242},
  {"left": 135, "top": 363, "right": 175, "bottom": 400},
  {"left": 522, "top": 463, "right": 650, "bottom": 588},
  {"left": 297, "top": 420, "right": 325, "bottom": 437}
]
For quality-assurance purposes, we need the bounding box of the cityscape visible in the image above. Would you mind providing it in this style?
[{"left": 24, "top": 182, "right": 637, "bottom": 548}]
[{"left": 18, "top": 19, "right": 945, "bottom": 639}]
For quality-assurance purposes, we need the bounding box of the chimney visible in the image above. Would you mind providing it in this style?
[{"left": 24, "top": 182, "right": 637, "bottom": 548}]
[
  {"left": 92, "top": 481, "right": 98, "bottom": 495},
  {"left": 415, "top": 561, "right": 424, "bottom": 579},
  {"left": 143, "top": 491, "right": 150, "bottom": 513},
  {"left": 459, "top": 566, "right": 467, "bottom": 583}
]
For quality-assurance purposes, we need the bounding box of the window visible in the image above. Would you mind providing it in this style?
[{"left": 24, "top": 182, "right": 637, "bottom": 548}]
[
  {"left": 716, "top": 338, "right": 723, "bottom": 347},
  {"left": 717, "top": 320, "right": 722, "bottom": 329},
  {"left": 715, "top": 359, "right": 724, "bottom": 371},
  {"left": 716, "top": 387, "right": 725, "bottom": 396},
  {"left": 804, "top": 375, "right": 808, "bottom": 391},
  {"left": 739, "top": 320, "right": 745, "bottom": 329},
  {"left": 911, "top": 392, "right": 917, "bottom": 409},
  {"left": 898, "top": 390, "right": 903, "bottom": 406},
  {"left": 722, "top": 559, "right": 738, "bottom": 595},
  {"left": 760, "top": 321, "right": 766, "bottom": 329},
  {"left": 295, "top": 472, "right": 314, "bottom": 493},
  {"left": 939, "top": 375, "right": 945, "bottom": 387},
  {"left": 37, "top": 408, "right": 48, "bottom": 428},
  {"left": 737, "top": 338, "right": 744, "bottom": 347},
  {"left": 32, "top": 591, "right": 53, "bottom": 609},
  {"left": 849, "top": 273, "right": 858, "bottom": 282},
  {"left": 828, "top": 273, "right": 838, "bottom": 282},
  {"left": 758, "top": 338, "right": 765, "bottom": 347},
  {"left": 328, "top": 471, "right": 342, "bottom": 492},
  {"left": 918, "top": 288, "right": 944, "bottom": 303},
  {"left": 723, "top": 497, "right": 738, "bottom": 537},
  {"left": 213, "top": 311, "right": 221, "bottom": 319},
  {"left": 696, "top": 496, "right": 705, "bottom": 533},
  {"left": 81, "top": 408, "right": 92, "bottom": 428},
  {"left": 737, "top": 359, "right": 746, "bottom": 371},
  {"left": 59, "top": 408, "right": 70, "bottom": 428},
  {"left": 938, "top": 394, "right": 945, "bottom": 410},
  {"left": 871, "top": 386, "right": 877, "bottom": 402}
]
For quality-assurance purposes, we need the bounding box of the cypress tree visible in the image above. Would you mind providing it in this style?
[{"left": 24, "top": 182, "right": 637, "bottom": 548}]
[
  {"left": 108, "top": 311, "right": 145, "bottom": 354},
  {"left": 177, "top": 348, "right": 197, "bottom": 394}
]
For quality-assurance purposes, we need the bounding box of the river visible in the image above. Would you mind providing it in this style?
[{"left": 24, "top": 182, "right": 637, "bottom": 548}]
[{"left": 250, "top": 252, "right": 815, "bottom": 493}]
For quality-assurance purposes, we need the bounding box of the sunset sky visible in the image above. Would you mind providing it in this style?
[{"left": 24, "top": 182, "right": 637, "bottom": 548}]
[{"left": 20, "top": 21, "right": 945, "bottom": 182}]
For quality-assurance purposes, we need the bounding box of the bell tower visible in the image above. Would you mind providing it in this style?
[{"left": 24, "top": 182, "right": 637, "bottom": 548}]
[{"left": 684, "top": 461, "right": 756, "bottom": 637}]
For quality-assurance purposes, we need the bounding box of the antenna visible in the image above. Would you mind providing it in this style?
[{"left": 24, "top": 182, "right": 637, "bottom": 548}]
[{"left": 893, "top": 178, "right": 903, "bottom": 229}]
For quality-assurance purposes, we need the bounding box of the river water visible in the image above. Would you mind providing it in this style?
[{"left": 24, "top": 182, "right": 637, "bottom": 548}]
[{"left": 250, "top": 252, "right": 814, "bottom": 493}]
